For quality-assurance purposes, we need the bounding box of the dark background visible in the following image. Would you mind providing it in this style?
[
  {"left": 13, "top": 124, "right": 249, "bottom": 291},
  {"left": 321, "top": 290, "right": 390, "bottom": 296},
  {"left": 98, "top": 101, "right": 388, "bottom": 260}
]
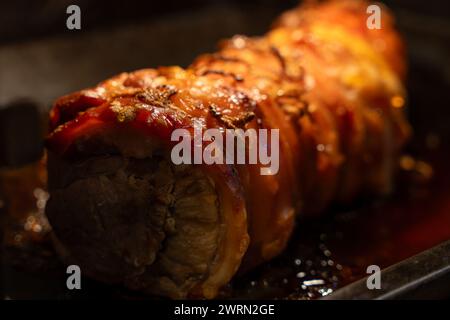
[{"left": 0, "top": 1, "right": 449, "bottom": 45}]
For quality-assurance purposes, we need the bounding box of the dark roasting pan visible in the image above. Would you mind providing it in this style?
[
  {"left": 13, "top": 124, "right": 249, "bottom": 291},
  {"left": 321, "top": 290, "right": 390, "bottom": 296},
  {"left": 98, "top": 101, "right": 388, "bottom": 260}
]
[
  {"left": 323, "top": 240, "right": 450, "bottom": 300},
  {"left": 1, "top": 0, "right": 449, "bottom": 300}
]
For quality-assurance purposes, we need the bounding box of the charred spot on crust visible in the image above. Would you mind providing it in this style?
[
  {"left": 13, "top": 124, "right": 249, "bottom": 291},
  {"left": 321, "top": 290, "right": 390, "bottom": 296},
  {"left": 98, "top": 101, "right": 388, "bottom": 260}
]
[
  {"left": 209, "top": 104, "right": 255, "bottom": 129},
  {"left": 270, "top": 46, "right": 286, "bottom": 75},
  {"left": 275, "top": 87, "right": 310, "bottom": 120},
  {"left": 200, "top": 69, "right": 244, "bottom": 82},
  {"left": 136, "top": 85, "right": 178, "bottom": 108}
]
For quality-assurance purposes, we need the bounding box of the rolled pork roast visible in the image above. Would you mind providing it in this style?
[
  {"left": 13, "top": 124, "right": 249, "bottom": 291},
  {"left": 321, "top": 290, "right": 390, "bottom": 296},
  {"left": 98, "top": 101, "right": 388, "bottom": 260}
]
[{"left": 45, "top": 0, "right": 411, "bottom": 298}]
